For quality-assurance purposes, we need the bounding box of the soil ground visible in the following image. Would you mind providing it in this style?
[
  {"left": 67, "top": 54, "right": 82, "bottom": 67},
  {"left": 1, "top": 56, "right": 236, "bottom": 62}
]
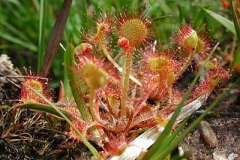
[{"left": 182, "top": 85, "right": 240, "bottom": 160}]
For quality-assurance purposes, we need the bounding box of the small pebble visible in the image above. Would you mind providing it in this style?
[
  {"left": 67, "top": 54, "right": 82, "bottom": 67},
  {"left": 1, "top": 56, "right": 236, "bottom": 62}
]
[
  {"left": 198, "top": 120, "right": 218, "bottom": 148},
  {"left": 213, "top": 151, "right": 238, "bottom": 160},
  {"left": 213, "top": 150, "right": 227, "bottom": 160}
]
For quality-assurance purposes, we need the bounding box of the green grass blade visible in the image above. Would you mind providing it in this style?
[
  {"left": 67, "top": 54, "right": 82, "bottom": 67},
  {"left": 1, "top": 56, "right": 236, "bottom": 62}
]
[
  {"left": 230, "top": 0, "right": 240, "bottom": 40},
  {"left": 37, "top": 0, "right": 46, "bottom": 74},
  {"left": 152, "top": 116, "right": 190, "bottom": 156},
  {"left": 177, "top": 5, "right": 184, "bottom": 25},
  {"left": 192, "top": 7, "right": 205, "bottom": 28},
  {"left": 81, "top": 0, "right": 89, "bottom": 33},
  {"left": 0, "top": 31, "right": 37, "bottom": 51},
  {"left": 230, "top": 0, "right": 240, "bottom": 71},
  {"left": 14, "top": 103, "right": 67, "bottom": 118},
  {"left": 232, "top": 46, "right": 240, "bottom": 71},
  {"left": 64, "top": 45, "right": 92, "bottom": 122},
  {"left": 203, "top": 8, "right": 236, "bottom": 35},
  {"left": 63, "top": 45, "right": 74, "bottom": 101}
]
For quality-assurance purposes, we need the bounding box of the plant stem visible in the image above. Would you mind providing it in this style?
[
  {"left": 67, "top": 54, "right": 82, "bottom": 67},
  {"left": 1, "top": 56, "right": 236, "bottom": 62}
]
[
  {"left": 121, "top": 54, "right": 127, "bottom": 86},
  {"left": 121, "top": 49, "right": 134, "bottom": 118},
  {"left": 89, "top": 88, "right": 97, "bottom": 120},
  {"left": 175, "top": 51, "right": 195, "bottom": 80},
  {"left": 99, "top": 43, "right": 142, "bottom": 86}
]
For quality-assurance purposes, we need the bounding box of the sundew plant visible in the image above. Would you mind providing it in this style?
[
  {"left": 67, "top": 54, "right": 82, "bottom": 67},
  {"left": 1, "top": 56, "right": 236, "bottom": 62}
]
[{"left": 12, "top": 1, "right": 240, "bottom": 160}]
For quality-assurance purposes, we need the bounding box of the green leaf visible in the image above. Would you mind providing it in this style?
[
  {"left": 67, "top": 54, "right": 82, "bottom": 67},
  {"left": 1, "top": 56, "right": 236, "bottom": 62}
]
[
  {"left": 80, "top": 0, "right": 88, "bottom": 32},
  {"left": 203, "top": 8, "right": 236, "bottom": 35},
  {"left": 14, "top": 103, "right": 67, "bottom": 118},
  {"left": 150, "top": 117, "right": 190, "bottom": 158},
  {"left": 230, "top": 0, "right": 240, "bottom": 40},
  {"left": 232, "top": 46, "right": 240, "bottom": 71},
  {"left": 192, "top": 7, "right": 205, "bottom": 28},
  {"left": 230, "top": 0, "right": 240, "bottom": 71},
  {"left": 64, "top": 45, "right": 93, "bottom": 122},
  {"left": 37, "top": 0, "right": 47, "bottom": 74}
]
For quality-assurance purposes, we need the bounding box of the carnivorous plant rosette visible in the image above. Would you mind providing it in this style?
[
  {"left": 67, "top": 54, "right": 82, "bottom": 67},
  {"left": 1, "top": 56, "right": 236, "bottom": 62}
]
[{"left": 15, "top": 7, "right": 230, "bottom": 160}]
